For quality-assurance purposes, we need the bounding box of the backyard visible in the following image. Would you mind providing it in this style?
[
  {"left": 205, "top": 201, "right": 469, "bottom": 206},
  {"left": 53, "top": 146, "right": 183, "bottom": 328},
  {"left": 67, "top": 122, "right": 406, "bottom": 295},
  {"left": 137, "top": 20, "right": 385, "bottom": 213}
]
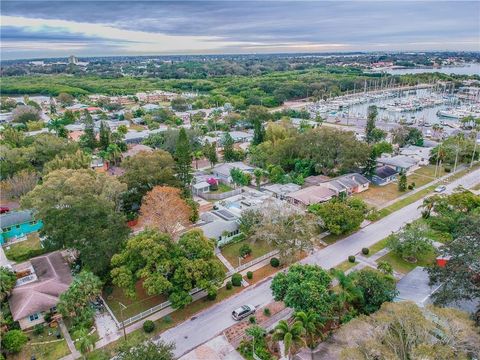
[
  {"left": 221, "top": 238, "right": 276, "bottom": 268},
  {"left": 3, "top": 232, "right": 46, "bottom": 262},
  {"left": 11, "top": 329, "right": 70, "bottom": 360},
  {"left": 208, "top": 183, "right": 234, "bottom": 194}
]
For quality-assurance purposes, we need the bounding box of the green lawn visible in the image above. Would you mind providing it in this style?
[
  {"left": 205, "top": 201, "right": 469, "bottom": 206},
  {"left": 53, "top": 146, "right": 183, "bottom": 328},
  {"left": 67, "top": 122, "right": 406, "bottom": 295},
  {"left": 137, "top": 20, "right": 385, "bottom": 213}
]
[
  {"left": 12, "top": 331, "right": 70, "bottom": 360},
  {"left": 4, "top": 232, "right": 47, "bottom": 262},
  {"left": 104, "top": 282, "right": 168, "bottom": 320},
  {"left": 366, "top": 237, "right": 390, "bottom": 257},
  {"left": 335, "top": 260, "right": 358, "bottom": 273},
  {"left": 377, "top": 249, "right": 437, "bottom": 274},
  {"left": 221, "top": 239, "right": 276, "bottom": 268},
  {"left": 208, "top": 183, "right": 234, "bottom": 194}
]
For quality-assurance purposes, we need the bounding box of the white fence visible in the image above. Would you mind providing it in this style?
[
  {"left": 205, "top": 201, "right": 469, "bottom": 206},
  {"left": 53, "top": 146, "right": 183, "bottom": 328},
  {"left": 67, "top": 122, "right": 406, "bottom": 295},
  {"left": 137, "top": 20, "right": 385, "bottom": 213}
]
[{"left": 226, "top": 250, "right": 279, "bottom": 276}]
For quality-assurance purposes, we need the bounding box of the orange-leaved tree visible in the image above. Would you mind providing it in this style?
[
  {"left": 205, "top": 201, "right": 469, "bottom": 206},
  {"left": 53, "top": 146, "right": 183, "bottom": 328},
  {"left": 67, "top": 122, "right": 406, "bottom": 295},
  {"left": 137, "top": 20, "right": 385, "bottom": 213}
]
[{"left": 139, "top": 186, "right": 191, "bottom": 236}]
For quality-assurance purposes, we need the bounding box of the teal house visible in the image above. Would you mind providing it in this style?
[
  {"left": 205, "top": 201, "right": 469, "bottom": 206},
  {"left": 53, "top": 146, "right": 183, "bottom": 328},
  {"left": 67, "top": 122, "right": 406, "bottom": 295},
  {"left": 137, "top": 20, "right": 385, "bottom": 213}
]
[{"left": 0, "top": 211, "right": 43, "bottom": 244}]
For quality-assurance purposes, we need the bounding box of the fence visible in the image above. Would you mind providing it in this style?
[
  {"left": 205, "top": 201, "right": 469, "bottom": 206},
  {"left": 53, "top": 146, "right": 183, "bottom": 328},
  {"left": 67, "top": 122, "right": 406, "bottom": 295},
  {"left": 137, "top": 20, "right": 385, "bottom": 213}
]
[
  {"left": 118, "top": 250, "right": 279, "bottom": 327},
  {"left": 120, "top": 287, "right": 202, "bottom": 328},
  {"left": 200, "top": 188, "right": 242, "bottom": 200}
]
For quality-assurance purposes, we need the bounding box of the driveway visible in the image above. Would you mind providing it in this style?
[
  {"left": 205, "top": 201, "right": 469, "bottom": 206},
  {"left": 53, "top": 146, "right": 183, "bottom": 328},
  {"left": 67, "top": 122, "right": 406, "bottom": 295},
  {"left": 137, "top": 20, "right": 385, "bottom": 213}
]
[{"left": 157, "top": 167, "right": 480, "bottom": 357}]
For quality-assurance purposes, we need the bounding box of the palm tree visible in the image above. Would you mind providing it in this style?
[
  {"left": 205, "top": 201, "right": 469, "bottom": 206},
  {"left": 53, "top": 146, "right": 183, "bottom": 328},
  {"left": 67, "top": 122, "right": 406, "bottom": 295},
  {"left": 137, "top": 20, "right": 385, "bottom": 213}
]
[
  {"left": 295, "top": 311, "right": 324, "bottom": 360},
  {"left": 272, "top": 320, "right": 305, "bottom": 360},
  {"left": 74, "top": 328, "right": 94, "bottom": 359},
  {"left": 192, "top": 150, "right": 203, "bottom": 169},
  {"left": 419, "top": 195, "right": 439, "bottom": 218},
  {"left": 106, "top": 144, "right": 122, "bottom": 166}
]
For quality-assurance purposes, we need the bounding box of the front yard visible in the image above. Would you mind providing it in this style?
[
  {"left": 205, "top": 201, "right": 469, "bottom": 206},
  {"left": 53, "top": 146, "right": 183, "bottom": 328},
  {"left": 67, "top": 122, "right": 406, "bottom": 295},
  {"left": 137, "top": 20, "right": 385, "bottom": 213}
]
[
  {"left": 104, "top": 281, "right": 168, "bottom": 321},
  {"left": 377, "top": 249, "right": 437, "bottom": 274},
  {"left": 208, "top": 183, "right": 234, "bottom": 194},
  {"left": 11, "top": 329, "right": 70, "bottom": 360},
  {"left": 221, "top": 239, "right": 276, "bottom": 268}
]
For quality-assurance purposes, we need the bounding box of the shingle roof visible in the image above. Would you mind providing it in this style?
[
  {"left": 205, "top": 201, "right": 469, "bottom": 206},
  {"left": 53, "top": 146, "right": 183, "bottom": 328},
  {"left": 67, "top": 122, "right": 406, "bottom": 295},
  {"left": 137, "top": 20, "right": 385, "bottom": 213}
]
[
  {"left": 9, "top": 251, "right": 73, "bottom": 321},
  {"left": 0, "top": 210, "right": 34, "bottom": 229},
  {"left": 375, "top": 166, "right": 398, "bottom": 179},
  {"left": 287, "top": 185, "right": 336, "bottom": 205}
]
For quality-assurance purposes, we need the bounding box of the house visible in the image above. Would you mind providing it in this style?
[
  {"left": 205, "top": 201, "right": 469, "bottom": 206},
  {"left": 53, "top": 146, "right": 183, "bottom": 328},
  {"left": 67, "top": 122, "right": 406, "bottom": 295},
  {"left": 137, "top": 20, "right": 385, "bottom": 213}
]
[
  {"left": 197, "top": 212, "right": 240, "bottom": 246},
  {"left": 228, "top": 131, "right": 253, "bottom": 143},
  {"left": 303, "top": 175, "right": 331, "bottom": 187},
  {"left": 263, "top": 183, "right": 301, "bottom": 200},
  {"left": 192, "top": 181, "right": 211, "bottom": 196},
  {"left": 9, "top": 251, "right": 73, "bottom": 329},
  {"left": 212, "top": 162, "right": 255, "bottom": 184},
  {"left": 371, "top": 166, "right": 398, "bottom": 186},
  {"left": 399, "top": 145, "right": 432, "bottom": 166},
  {"left": 0, "top": 211, "right": 43, "bottom": 244},
  {"left": 290, "top": 118, "right": 319, "bottom": 129},
  {"left": 122, "top": 144, "right": 153, "bottom": 158},
  {"left": 377, "top": 155, "right": 420, "bottom": 174},
  {"left": 287, "top": 185, "right": 337, "bottom": 207},
  {"left": 142, "top": 104, "right": 160, "bottom": 111},
  {"left": 324, "top": 173, "right": 370, "bottom": 195}
]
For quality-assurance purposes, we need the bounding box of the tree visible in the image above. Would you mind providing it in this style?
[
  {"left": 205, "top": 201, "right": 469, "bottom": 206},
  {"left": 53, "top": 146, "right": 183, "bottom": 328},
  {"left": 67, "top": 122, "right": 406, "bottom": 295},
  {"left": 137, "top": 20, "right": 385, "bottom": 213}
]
[
  {"left": 21, "top": 168, "right": 126, "bottom": 218},
  {"left": 0, "top": 126, "right": 26, "bottom": 148},
  {"left": 139, "top": 186, "right": 191, "bottom": 236},
  {"left": 74, "top": 328, "right": 95, "bottom": 358},
  {"left": 253, "top": 168, "right": 264, "bottom": 189},
  {"left": 12, "top": 105, "right": 41, "bottom": 124},
  {"left": 57, "top": 92, "right": 74, "bottom": 106},
  {"left": 222, "top": 133, "right": 236, "bottom": 162},
  {"left": 120, "top": 150, "right": 177, "bottom": 213},
  {"left": 250, "top": 200, "right": 318, "bottom": 263},
  {"left": 79, "top": 110, "right": 97, "bottom": 150},
  {"left": 230, "top": 168, "right": 251, "bottom": 187},
  {"left": 295, "top": 311, "right": 324, "bottom": 360},
  {"left": 100, "top": 143, "right": 122, "bottom": 166},
  {"left": 0, "top": 267, "right": 16, "bottom": 301},
  {"left": 111, "top": 229, "right": 224, "bottom": 307},
  {"left": 203, "top": 142, "right": 218, "bottom": 168},
  {"left": 272, "top": 320, "right": 305, "bottom": 360},
  {"left": 363, "top": 150, "right": 377, "bottom": 178},
  {"left": 392, "top": 126, "right": 424, "bottom": 147},
  {"left": 308, "top": 198, "right": 367, "bottom": 235},
  {"left": 398, "top": 171, "right": 407, "bottom": 191},
  {"left": 175, "top": 128, "right": 193, "bottom": 189},
  {"left": 365, "top": 105, "right": 378, "bottom": 144},
  {"left": 238, "top": 208, "right": 262, "bottom": 237},
  {"left": 99, "top": 121, "right": 111, "bottom": 151},
  {"left": 387, "top": 222, "right": 435, "bottom": 263},
  {"left": 0, "top": 170, "right": 38, "bottom": 200},
  {"left": 371, "top": 141, "right": 393, "bottom": 157},
  {"left": 337, "top": 302, "right": 480, "bottom": 360},
  {"left": 42, "top": 196, "right": 130, "bottom": 276},
  {"left": 271, "top": 264, "right": 333, "bottom": 314},
  {"left": 58, "top": 271, "right": 102, "bottom": 321},
  {"left": 1, "top": 330, "right": 28, "bottom": 353},
  {"left": 349, "top": 269, "right": 397, "bottom": 314},
  {"left": 43, "top": 150, "right": 91, "bottom": 174},
  {"left": 192, "top": 150, "right": 203, "bottom": 169},
  {"left": 428, "top": 215, "right": 480, "bottom": 306},
  {"left": 377, "top": 261, "right": 394, "bottom": 275},
  {"left": 116, "top": 340, "right": 175, "bottom": 360},
  {"left": 252, "top": 119, "right": 265, "bottom": 145},
  {"left": 171, "top": 97, "right": 189, "bottom": 111}
]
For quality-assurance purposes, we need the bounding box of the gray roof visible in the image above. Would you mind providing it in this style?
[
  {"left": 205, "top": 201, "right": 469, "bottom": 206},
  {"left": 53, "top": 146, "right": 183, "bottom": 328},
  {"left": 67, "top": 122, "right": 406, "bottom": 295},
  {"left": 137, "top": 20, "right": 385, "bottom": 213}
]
[
  {"left": 198, "top": 217, "right": 239, "bottom": 239},
  {"left": 0, "top": 211, "right": 34, "bottom": 229},
  {"left": 375, "top": 165, "right": 398, "bottom": 179},
  {"left": 378, "top": 155, "right": 418, "bottom": 169}
]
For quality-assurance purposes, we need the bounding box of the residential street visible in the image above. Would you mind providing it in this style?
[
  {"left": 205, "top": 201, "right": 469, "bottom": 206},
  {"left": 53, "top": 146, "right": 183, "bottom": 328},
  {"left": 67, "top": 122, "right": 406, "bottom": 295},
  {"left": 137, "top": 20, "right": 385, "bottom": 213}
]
[{"left": 158, "top": 167, "right": 480, "bottom": 357}]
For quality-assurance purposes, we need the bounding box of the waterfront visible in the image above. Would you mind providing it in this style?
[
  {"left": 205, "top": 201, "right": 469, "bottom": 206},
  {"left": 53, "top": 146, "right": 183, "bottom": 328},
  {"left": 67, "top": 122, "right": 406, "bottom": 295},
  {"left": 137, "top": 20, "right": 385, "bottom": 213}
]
[{"left": 385, "top": 63, "right": 480, "bottom": 76}]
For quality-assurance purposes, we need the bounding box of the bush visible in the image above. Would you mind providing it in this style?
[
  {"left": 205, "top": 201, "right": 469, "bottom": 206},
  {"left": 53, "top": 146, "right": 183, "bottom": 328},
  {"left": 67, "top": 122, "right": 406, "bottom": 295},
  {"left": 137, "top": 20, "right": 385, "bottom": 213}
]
[
  {"left": 226, "top": 281, "right": 233, "bottom": 290},
  {"left": 163, "top": 315, "right": 172, "bottom": 324},
  {"left": 33, "top": 324, "right": 44, "bottom": 335},
  {"left": 247, "top": 271, "right": 253, "bottom": 279},
  {"left": 239, "top": 244, "right": 252, "bottom": 258},
  {"left": 348, "top": 255, "right": 356, "bottom": 263},
  {"left": 444, "top": 166, "right": 451, "bottom": 173},
  {"left": 249, "top": 316, "right": 256, "bottom": 324},
  {"left": 143, "top": 320, "right": 155, "bottom": 333},
  {"left": 231, "top": 273, "right": 242, "bottom": 287},
  {"left": 5, "top": 246, "right": 47, "bottom": 262},
  {"left": 362, "top": 248, "right": 370, "bottom": 255},
  {"left": 1, "top": 330, "right": 28, "bottom": 353},
  {"left": 263, "top": 308, "right": 271, "bottom": 317},
  {"left": 207, "top": 291, "right": 217, "bottom": 301},
  {"left": 270, "top": 257, "right": 280, "bottom": 268}
]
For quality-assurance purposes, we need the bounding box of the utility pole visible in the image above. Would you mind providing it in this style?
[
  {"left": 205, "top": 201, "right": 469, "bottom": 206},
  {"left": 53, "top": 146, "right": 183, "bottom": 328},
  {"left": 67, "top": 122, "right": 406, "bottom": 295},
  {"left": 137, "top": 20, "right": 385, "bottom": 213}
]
[{"left": 119, "top": 302, "right": 127, "bottom": 341}]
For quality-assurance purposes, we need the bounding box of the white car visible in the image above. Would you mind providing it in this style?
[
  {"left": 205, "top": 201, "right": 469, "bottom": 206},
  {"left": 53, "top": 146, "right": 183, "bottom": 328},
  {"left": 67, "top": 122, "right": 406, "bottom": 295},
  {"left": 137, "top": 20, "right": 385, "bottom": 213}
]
[
  {"left": 434, "top": 185, "right": 446, "bottom": 193},
  {"left": 232, "top": 304, "right": 256, "bottom": 321}
]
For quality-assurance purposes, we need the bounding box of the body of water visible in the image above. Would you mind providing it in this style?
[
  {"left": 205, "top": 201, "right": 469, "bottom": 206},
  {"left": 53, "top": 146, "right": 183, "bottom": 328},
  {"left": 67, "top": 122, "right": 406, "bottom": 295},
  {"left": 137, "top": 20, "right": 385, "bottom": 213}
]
[{"left": 386, "top": 63, "right": 480, "bottom": 76}]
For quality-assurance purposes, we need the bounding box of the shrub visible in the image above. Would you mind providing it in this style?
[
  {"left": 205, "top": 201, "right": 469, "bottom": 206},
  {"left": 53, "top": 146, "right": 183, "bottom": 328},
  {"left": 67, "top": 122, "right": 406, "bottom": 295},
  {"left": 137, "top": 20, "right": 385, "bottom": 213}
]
[
  {"left": 44, "top": 311, "right": 53, "bottom": 324},
  {"left": 33, "top": 324, "right": 44, "bottom": 335},
  {"left": 362, "top": 248, "right": 370, "bottom": 255},
  {"left": 207, "top": 291, "right": 217, "bottom": 301},
  {"left": 348, "top": 255, "right": 356, "bottom": 263},
  {"left": 239, "top": 244, "right": 252, "bottom": 258},
  {"left": 232, "top": 273, "right": 242, "bottom": 287},
  {"left": 249, "top": 316, "right": 256, "bottom": 324},
  {"left": 247, "top": 271, "right": 253, "bottom": 279},
  {"left": 444, "top": 166, "right": 451, "bottom": 173},
  {"left": 226, "top": 281, "right": 233, "bottom": 290},
  {"left": 263, "top": 308, "right": 271, "bottom": 317},
  {"left": 104, "top": 285, "right": 114, "bottom": 296},
  {"left": 1, "top": 330, "right": 28, "bottom": 353},
  {"left": 163, "top": 315, "right": 173, "bottom": 324},
  {"left": 270, "top": 257, "right": 280, "bottom": 268},
  {"left": 143, "top": 320, "right": 155, "bottom": 333}
]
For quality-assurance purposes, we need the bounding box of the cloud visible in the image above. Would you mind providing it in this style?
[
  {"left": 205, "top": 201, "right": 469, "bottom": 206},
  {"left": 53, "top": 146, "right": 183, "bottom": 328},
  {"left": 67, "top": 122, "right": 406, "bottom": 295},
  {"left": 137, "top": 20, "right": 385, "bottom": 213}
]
[{"left": 1, "top": 1, "right": 479, "bottom": 59}]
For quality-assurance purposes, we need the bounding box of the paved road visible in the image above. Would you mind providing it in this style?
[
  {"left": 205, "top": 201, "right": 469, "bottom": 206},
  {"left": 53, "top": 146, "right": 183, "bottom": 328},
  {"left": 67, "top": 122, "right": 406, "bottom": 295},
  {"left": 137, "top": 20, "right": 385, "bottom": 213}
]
[{"left": 158, "top": 167, "right": 480, "bottom": 357}]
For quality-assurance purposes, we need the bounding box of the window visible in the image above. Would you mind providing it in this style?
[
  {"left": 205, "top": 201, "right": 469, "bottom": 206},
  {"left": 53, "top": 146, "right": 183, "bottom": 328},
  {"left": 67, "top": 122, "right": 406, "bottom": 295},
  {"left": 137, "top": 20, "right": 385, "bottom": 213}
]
[{"left": 29, "top": 313, "right": 39, "bottom": 321}]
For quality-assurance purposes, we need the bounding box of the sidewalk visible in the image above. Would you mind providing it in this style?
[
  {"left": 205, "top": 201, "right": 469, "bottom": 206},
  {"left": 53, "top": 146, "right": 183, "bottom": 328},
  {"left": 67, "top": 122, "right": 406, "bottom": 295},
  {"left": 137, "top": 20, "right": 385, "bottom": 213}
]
[{"left": 58, "top": 319, "right": 81, "bottom": 360}]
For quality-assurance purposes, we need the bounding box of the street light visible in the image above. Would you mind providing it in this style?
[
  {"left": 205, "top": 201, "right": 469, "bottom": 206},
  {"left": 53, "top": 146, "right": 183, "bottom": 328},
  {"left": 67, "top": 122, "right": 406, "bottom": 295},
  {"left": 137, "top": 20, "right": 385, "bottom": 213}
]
[{"left": 119, "top": 302, "right": 127, "bottom": 341}]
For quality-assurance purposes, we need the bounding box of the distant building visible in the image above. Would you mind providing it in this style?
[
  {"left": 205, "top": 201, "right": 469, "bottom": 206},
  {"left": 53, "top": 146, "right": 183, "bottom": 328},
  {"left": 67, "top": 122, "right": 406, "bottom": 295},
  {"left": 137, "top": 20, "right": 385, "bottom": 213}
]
[
  {"left": 0, "top": 211, "right": 43, "bottom": 244},
  {"left": 68, "top": 55, "right": 78, "bottom": 65}
]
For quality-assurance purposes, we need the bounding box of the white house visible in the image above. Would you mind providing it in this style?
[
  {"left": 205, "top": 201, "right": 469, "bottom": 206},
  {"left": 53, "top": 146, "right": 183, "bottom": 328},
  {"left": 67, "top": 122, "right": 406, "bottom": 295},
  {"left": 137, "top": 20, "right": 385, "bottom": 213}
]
[{"left": 399, "top": 145, "right": 432, "bottom": 166}]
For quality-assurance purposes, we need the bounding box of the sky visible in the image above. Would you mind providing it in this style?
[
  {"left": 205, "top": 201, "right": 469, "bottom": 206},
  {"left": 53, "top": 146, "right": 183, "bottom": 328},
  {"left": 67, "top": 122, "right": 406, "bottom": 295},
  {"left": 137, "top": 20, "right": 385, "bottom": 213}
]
[{"left": 1, "top": 1, "right": 479, "bottom": 60}]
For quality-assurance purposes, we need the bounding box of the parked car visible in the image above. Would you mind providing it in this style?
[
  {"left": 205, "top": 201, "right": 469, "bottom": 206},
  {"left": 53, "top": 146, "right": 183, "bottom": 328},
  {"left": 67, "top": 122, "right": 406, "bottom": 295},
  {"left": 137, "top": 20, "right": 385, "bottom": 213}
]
[
  {"left": 232, "top": 304, "right": 256, "bottom": 321},
  {"left": 0, "top": 207, "right": 10, "bottom": 214},
  {"left": 434, "top": 185, "right": 446, "bottom": 193}
]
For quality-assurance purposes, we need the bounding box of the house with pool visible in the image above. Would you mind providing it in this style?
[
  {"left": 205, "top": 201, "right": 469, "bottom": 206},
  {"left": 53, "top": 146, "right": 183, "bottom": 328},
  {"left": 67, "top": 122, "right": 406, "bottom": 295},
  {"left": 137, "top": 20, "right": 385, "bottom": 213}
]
[{"left": 0, "top": 210, "right": 43, "bottom": 244}]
